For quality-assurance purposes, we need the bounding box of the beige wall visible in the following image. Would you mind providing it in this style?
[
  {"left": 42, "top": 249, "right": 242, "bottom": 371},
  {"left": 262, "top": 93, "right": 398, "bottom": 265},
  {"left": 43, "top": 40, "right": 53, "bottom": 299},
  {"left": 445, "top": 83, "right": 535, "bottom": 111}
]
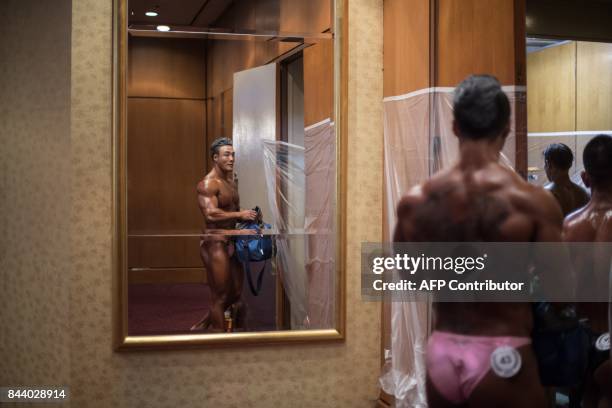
[
  {"left": 0, "top": 0, "right": 72, "bottom": 392},
  {"left": 1, "top": 0, "right": 383, "bottom": 406}
]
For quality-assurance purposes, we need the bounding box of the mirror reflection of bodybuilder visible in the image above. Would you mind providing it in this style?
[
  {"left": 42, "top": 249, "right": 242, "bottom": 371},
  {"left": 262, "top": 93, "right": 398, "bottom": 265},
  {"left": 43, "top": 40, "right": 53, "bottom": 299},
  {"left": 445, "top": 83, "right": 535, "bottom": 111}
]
[
  {"left": 394, "top": 75, "right": 564, "bottom": 407},
  {"left": 563, "top": 134, "right": 612, "bottom": 408},
  {"left": 191, "top": 138, "right": 257, "bottom": 331},
  {"left": 543, "top": 143, "right": 590, "bottom": 216}
]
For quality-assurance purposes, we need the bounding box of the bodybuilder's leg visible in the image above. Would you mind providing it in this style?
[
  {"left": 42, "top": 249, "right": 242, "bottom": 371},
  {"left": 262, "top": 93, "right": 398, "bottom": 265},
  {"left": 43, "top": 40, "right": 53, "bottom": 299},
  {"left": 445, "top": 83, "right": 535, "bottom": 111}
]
[
  {"left": 205, "top": 241, "right": 234, "bottom": 331},
  {"left": 426, "top": 375, "right": 467, "bottom": 408}
]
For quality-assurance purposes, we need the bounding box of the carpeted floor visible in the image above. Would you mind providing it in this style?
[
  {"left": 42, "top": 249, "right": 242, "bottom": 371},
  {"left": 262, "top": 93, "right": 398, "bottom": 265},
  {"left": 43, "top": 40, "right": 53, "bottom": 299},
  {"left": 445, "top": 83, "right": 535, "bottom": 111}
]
[
  {"left": 128, "top": 267, "right": 277, "bottom": 335},
  {"left": 128, "top": 283, "right": 213, "bottom": 335}
]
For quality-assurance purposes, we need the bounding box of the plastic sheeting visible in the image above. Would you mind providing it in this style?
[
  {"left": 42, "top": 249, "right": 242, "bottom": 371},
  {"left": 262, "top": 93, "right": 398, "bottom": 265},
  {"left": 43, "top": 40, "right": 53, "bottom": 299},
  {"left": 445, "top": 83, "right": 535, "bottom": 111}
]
[
  {"left": 380, "top": 88, "right": 524, "bottom": 407},
  {"left": 261, "top": 118, "right": 336, "bottom": 329},
  {"left": 304, "top": 119, "right": 336, "bottom": 329}
]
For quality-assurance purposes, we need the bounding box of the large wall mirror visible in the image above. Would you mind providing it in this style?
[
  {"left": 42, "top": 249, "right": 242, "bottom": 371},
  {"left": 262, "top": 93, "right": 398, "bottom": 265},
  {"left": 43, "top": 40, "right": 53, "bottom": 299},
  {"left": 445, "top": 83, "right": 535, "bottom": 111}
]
[{"left": 113, "top": 0, "right": 345, "bottom": 349}]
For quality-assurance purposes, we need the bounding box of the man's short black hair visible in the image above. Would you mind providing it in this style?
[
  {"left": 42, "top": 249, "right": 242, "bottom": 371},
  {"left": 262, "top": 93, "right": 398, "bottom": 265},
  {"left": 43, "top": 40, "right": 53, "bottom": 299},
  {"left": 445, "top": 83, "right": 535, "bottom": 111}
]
[
  {"left": 583, "top": 134, "right": 612, "bottom": 187},
  {"left": 543, "top": 143, "right": 574, "bottom": 170},
  {"left": 210, "top": 137, "right": 233, "bottom": 158},
  {"left": 453, "top": 75, "right": 511, "bottom": 140}
]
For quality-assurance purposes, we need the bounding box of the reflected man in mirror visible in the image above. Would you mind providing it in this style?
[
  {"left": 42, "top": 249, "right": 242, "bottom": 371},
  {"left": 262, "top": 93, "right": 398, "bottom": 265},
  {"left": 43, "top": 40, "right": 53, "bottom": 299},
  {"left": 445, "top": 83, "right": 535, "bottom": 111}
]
[
  {"left": 394, "top": 75, "right": 565, "bottom": 407},
  {"left": 191, "top": 137, "right": 257, "bottom": 332},
  {"left": 543, "top": 143, "right": 590, "bottom": 216},
  {"left": 563, "top": 134, "right": 612, "bottom": 408}
]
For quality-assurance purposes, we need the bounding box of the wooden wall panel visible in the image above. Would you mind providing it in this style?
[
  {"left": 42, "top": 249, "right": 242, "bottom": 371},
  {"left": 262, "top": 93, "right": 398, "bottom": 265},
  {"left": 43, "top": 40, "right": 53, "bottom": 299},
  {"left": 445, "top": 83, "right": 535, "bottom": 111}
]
[
  {"left": 303, "top": 40, "right": 334, "bottom": 126},
  {"left": 576, "top": 41, "right": 612, "bottom": 131},
  {"left": 526, "top": 42, "right": 576, "bottom": 133},
  {"left": 436, "top": 0, "right": 516, "bottom": 86},
  {"left": 128, "top": 37, "right": 206, "bottom": 99},
  {"left": 127, "top": 98, "right": 206, "bottom": 233},
  {"left": 207, "top": 39, "right": 256, "bottom": 98},
  {"left": 128, "top": 236, "right": 202, "bottom": 268},
  {"left": 280, "top": 0, "right": 332, "bottom": 34},
  {"left": 206, "top": 0, "right": 328, "bottom": 131},
  {"left": 128, "top": 268, "right": 206, "bottom": 284},
  {"left": 206, "top": 100, "right": 216, "bottom": 149},
  {"left": 222, "top": 88, "right": 234, "bottom": 137},
  {"left": 383, "top": 0, "right": 430, "bottom": 97}
]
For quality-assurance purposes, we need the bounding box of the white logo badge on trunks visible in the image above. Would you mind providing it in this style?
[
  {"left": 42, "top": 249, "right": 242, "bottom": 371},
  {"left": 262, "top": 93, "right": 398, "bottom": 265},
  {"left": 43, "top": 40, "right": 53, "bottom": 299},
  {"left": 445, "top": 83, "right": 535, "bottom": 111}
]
[
  {"left": 595, "top": 333, "right": 610, "bottom": 352},
  {"left": 490, "top": 346, "right": 522, "bottom": 378}
]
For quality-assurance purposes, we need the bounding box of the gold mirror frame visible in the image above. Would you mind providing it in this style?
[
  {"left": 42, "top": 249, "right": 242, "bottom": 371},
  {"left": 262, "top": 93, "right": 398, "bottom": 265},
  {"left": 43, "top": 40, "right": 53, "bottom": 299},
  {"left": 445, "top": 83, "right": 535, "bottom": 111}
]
[{"left": 112, "top": 0, "right": 347, "bottom": 350}]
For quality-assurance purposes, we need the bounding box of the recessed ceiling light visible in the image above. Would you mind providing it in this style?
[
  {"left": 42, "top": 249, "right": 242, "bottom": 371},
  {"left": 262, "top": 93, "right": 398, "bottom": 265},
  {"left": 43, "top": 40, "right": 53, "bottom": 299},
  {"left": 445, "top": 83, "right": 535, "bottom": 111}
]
[
  {"left": 145, "top": 11, "right": 158, "bottom": 17},
  {"left": 156, "top": 25, "right": 170, "bottom": 32}
]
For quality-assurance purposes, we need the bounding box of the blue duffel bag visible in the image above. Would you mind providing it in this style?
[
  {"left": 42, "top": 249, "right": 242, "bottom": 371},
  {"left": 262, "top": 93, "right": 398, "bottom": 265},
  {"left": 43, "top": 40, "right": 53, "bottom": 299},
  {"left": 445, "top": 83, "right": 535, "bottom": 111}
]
[{"left": 234, "top": 218, "right": 275, "bottom": 296}]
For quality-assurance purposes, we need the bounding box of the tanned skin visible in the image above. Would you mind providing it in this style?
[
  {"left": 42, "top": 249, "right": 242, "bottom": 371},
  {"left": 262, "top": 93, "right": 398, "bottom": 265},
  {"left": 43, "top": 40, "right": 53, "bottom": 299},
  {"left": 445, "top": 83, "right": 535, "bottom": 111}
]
[
  {"left": 395, "top": 121, "right": 564, "bottom": 408},
  {"left": 563, "top": 171, "right": 612, "bottom": 408},
  {"left": 191, "top": 145, "right": 257, "bottom": 331},
  {"left": 544, "top": 160, "right": 590, "bottom": 217}
]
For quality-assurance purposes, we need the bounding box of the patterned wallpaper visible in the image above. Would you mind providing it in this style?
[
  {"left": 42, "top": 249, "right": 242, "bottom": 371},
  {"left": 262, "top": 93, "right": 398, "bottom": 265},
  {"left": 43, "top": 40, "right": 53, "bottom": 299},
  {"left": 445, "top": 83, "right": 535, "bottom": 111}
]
[
  {"left": 0, "top": 0, "right": 72, "bottom": 401},
  {"left": 1, "top": 0, "right": 384, "bottom": 406}
]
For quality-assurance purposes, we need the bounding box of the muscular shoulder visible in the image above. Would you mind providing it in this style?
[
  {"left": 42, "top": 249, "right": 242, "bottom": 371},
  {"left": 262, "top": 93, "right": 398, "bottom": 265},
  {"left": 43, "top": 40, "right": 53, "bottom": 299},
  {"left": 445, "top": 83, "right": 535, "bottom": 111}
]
[
  {"left": 563, "top": 204, "right": 612, "bottom": 242},
  {"left": 563, "top": 207, "right": 591, "bottom": 241},
  {"left": 396, "top": 185, "right": 426, "bottom": 217},
  {"left": 394, "top": 184, "right": 427, "bottom": 242},
  {"left": 196, "top": 176, "right": 221, "bottom": 196}
]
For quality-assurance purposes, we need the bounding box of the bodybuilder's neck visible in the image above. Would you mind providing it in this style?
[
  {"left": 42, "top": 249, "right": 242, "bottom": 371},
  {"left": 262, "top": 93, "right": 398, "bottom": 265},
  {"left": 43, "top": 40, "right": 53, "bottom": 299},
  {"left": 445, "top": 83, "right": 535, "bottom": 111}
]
[
  {"left": 551, "top": 173, "right": 571, "bottom": 185},
  {"left": 458, "top": 139, "right": 500, "bottom": 170},
  {"left": 212, "top": 166, "right": 232, "bottom": 181}
]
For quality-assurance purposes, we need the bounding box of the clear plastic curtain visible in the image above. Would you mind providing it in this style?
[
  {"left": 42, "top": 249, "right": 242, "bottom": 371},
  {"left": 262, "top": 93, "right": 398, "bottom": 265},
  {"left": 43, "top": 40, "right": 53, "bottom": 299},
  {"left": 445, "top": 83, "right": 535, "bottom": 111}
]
[
  {"left": 304, "top": 120, "right": 336, "bottom": 329},
  {"left": 261, "top": 119, "right": 336, "bottom": 329},
  {"left": 380, "top": 88, "right": 523, "bottom": 407}
]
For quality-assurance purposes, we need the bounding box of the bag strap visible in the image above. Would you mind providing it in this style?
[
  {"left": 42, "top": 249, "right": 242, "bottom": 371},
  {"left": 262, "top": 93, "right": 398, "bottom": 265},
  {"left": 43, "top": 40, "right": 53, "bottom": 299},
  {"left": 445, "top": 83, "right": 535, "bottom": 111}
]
[{"left": 243, "top": 259, "right": 267, "bottom": 296}]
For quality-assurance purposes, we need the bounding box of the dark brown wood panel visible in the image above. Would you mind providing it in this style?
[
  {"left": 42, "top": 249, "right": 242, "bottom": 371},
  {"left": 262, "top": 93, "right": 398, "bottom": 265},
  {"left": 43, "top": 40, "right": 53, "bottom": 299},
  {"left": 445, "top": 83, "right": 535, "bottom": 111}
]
[
  {"left": 207, "top": 39, "right": 256, "bottom": 98},
  {"left": 128, "top": 236, "right": 202, "bottom": 268},
  {"left": 303, "top": 40, "right": 334, "bottom": 127},
  {"left": 280, "top": 0, "right": 331, "bottom": 34},
  {"left": 383, "top": 0, "right": 431, "bottom": 97},
  {"left": 127, "top": 98, "right": 206, "bottom": 233},
  {"left": 436, "top": 0, "right": 516, "bottom": 86},
  {"left": 222, "top": 88, "right": 233, "bottom": 138},
  {"left": 206, "top": 99, "right": 216, "bottom": 150},
  {"left": 128, "top": 37, "right": 206, "bottom": 99},
  {"left": 212, "top": 0, "right": 257, "bottom": 31},
  {"left": 205, "top": 0, "right": 330, "bottom": 106},
  {"left": 128, "top": 268, "right": 207, "bottom": 284}
]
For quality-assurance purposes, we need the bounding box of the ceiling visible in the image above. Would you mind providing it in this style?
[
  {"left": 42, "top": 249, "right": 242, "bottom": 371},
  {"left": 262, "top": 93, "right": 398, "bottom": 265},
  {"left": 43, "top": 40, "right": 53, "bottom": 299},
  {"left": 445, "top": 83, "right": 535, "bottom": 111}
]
[{"left": 128, "top": 0, "right": 234, "bottom": 27}]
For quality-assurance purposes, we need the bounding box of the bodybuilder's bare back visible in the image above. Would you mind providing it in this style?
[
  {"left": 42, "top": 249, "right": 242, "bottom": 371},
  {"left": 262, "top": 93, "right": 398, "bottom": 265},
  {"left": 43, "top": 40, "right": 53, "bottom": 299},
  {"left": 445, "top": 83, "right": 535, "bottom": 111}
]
[
  {"left": 395, "top": 161, "right": 564, "bottom": 337},
  {"left": 564, "top": 199, "right": 612, "bottom": 333},
  {"left": 546, "top": 182, "right": 590, "bottom": 216}
]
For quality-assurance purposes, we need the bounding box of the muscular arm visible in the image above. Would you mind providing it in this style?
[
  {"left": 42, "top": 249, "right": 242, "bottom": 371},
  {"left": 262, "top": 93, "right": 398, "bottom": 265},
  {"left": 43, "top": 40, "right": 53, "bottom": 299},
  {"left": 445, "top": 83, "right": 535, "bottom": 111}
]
[{"left": 197, "top": 179, "right": 245, "bottom": 223}]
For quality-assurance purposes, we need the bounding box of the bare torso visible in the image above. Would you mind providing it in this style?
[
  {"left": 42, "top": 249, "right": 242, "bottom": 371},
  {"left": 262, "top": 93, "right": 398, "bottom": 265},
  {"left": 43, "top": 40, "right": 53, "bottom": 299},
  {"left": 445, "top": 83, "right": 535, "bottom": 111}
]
[
  {"left": 395, "top": 160, "right": 563, "bottom": 337},
  {"left": 198, "top": 171, "right": 240, "bottom": 231}
]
